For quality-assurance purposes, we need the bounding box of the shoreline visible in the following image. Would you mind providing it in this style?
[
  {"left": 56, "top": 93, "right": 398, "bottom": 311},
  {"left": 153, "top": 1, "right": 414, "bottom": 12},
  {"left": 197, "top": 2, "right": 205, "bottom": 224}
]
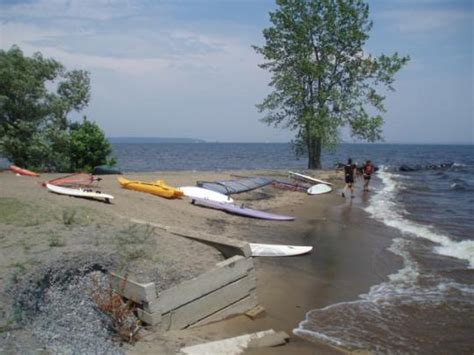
[
  {"left": 0, "top": 169, "right": 402, "bottom": 354},
  {"left": 173, "top": 180, "right": 403, "bottom": 354}
]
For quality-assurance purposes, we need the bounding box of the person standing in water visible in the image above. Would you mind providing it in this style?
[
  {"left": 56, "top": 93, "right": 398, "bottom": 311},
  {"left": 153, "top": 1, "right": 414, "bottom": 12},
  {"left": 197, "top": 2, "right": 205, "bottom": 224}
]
[
  {"left": 342, "top": 158, "right": 357, "bottom": 198},
  {"left": 363, "top": 160, "right": 375, "bottom": 191}
]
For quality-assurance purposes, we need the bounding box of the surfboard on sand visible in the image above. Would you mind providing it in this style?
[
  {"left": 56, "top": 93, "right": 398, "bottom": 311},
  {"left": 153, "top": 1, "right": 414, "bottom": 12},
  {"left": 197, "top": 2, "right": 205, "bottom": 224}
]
[
  {"left": 46, "top": 183, "right": 114, "bottom": 203},
  {"left": 307, "top": 183, "right": 332, "bottom": 195},
  {"left": 191, "top": 197, "right": 295, "bottom": 221},
  {"left": 288, "top": 171, "right": 333, "bottom": 186},
  {"left": 249, "top": 243, "right": 313, "bottom": 256},
  {"left": 179, "top": 186, "right": 234, "bottom": 203}
]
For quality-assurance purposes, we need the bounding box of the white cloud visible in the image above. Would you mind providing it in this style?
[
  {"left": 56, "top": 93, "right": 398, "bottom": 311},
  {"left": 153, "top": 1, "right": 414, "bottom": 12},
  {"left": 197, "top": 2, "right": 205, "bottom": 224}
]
[
  {"left": 1, "top": 0, "right": 141, "bottom": 21},
  {"left": 379, "top": 9, "right": 473, "bottom": 34}
]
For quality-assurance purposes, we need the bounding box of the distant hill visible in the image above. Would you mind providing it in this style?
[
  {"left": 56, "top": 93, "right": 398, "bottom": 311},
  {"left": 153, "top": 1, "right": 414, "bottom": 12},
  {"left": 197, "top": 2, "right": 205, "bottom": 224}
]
[{"left": 108, "top": 137, "right": 206, "bottom": 144}]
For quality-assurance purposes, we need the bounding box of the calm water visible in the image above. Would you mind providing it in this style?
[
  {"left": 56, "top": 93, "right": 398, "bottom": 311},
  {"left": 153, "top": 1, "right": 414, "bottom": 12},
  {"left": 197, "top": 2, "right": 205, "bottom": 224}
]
[{"left": 114, "top": 142, "right": 474, "bottom": 353}]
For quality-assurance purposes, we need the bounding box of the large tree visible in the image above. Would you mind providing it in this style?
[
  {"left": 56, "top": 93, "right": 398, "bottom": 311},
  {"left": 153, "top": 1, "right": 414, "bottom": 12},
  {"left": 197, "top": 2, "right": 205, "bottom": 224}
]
[
  {"left": 254, "top": 0, "right": 409, "bottom": 168},
  {"left": 0, "top": 45, "right": 112, "bottom": 172}
]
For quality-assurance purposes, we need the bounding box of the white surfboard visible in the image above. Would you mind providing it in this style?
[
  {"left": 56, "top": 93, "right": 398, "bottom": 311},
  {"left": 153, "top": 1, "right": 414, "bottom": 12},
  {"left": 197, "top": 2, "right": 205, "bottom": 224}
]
[
  {"left": 46, "top": 183, "right": 114, "bottom": 202},
  {"left": 288, "top": 171, "right": 333, "bottom": 186},
  {"left": 307, "top": 183, "right": 332, "bottom": 195},
  {"left": 249, "top": 243, "right": 313, "bottom": 257},
  {"left": 179, "top": 186, "right": 234, "bottom": 203}
]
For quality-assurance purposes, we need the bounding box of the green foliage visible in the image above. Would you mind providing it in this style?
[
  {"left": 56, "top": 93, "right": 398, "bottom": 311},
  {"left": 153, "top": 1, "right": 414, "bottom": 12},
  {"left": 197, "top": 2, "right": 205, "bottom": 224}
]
[
  {"left": 69, "top": 117, "right": 114, "bottom": 172},
  {"left": 0, "top": 45, "right": 113, "bottom": 172},
  {"left": 254, "top": 0, "right": 409, "bottom": 168}
]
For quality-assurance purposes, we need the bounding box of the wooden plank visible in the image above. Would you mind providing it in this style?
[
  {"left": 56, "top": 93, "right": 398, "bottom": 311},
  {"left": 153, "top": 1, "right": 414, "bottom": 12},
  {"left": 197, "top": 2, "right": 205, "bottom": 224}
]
[
  {"left": 136, "top": 308, "right": 161, "bottom": 325},
  {"left": 190, "top": 291, "right": 258, "bottom": 328},
  {"left": 245, "top": 305, "right": 266, "bottom": 320},
  {"left": 130, "top": 218, "right": 251, "bottom": 257},
  {"left": 166, "top": 274, "right": 257, "bottom": 330},
  {"left": 109, "top": 272, "right": 157, "bottom": 304},
  {"left": 180, "top": 329, "right": 276, "bottom": 354},
  {"left": 146, "top": 255, "right": 253, "bottom": 314},
  {"left": 248, "top": 331, "right": 290, "bottom": 348}
]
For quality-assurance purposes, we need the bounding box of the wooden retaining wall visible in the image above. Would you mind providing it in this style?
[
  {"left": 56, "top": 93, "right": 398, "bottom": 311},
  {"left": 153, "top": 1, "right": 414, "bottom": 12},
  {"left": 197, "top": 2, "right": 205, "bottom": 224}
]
[{"left": 109, "top": 219, "right": 258, "bottom": 329}]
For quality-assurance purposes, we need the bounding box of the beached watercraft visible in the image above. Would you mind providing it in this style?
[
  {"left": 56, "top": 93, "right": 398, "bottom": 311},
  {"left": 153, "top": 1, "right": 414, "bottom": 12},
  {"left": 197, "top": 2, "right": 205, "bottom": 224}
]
[
  {"left": 179, "top": 186, "right": 234, "bottom": 203},
  {"left": 288, "top": 171, "right": 333, "bottom": 186},
  {"left": 46, "top": 183, "right": 114, "bottom": 203},
  {"left": 191, "top": 197, "right": 294, "bottom": 221},
  {"left": 197, "top": 176, "right": 273, "bottom": 195},
  {"left": 93, "top": 165, "right": 122, "bottom": 175},
  {"left": 249, "top": 243, "right": 313, "bottom": 256},
  {"left": 307, "top": 184, "right": 332, "bottom": 195},
  {"left": 118, "top": 177, "right": 183, "bottom": 199},
  {"left": 271, "top": 179, "right": 310, "bottom": 192},
  {"left": 10, "top": 165, "right": 40, "bottom": 177},
  {"left": 44, "top": 173, "right": 97, "bottom": 187}
]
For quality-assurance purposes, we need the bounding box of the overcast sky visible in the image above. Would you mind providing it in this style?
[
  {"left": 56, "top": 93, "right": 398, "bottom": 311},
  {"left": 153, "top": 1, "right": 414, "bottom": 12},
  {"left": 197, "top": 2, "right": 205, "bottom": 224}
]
[{"left": 1, "top": 0, "right": 472, "bottom": 143}]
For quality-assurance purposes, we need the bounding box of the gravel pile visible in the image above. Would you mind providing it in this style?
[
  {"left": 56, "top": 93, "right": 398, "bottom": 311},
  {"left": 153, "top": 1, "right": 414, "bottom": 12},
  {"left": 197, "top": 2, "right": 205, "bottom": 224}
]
[{"left": 11, "top": 253, "right": 131, "bottom": 354}]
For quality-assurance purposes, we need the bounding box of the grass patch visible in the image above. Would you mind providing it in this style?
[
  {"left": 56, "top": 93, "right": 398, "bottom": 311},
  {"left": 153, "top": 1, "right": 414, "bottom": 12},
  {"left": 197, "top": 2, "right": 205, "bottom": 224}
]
[
  {"left": 0, "top": 198, "right": 47, "bottom": 226},
  {"left": 62, "top": 208, "right": 77, "bottom": 226},
  {"left": 115, "top": 224, "right": 156, "bottom": 264},
  {"left": 57, "top": 206, "right": 110, "bottom": 227},
  {"left": 9, "top": 262, "right": 28, "bottom": 285},
  {"left": 49, "top": 234, "right": 66, "bottom": 247}
]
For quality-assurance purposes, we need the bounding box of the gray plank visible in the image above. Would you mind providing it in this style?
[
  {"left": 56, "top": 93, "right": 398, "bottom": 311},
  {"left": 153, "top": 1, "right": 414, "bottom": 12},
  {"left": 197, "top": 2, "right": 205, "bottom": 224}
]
[
  {"left": 109, "top": 272, "right": 157, "bottom": 304},
  {"left": 166, "top": 274, "right": 256, "bottom": 330},
  {"left": 146, "top": 255, "right": 253, "bottom": 314}
]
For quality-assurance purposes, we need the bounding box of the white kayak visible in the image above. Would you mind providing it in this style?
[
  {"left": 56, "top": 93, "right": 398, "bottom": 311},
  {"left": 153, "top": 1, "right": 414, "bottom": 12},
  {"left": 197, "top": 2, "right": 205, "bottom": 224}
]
[
  {"left": 46, "top": 183, "right": 114, "bottom": 202},
  {"left": 179, "top": 186, "right": 234, "bottom": 203},
  {"left": 307, "top": 183, "right": 332, "bottom": 195},
  {"left": 249, "top": 243, "right": 313, "bottom": 257},
  {"left": 288, "top": 171, "right": 333, "bottom": 186}
]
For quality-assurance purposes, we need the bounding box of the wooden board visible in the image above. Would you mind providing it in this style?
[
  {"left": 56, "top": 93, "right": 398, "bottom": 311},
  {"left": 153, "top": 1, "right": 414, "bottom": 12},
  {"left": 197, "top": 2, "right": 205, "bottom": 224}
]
[
  {"left": 163, "top": 273, "right": 256, "bottom": 330},
  {"left": 180, "top": 329, "right": 286, "bottom": 354},
  {"left": 146, "top": 255, "right": 253, "bottom": 314},
  {"left": 109, "top": 272, "right": 156, "bottom": 304}
]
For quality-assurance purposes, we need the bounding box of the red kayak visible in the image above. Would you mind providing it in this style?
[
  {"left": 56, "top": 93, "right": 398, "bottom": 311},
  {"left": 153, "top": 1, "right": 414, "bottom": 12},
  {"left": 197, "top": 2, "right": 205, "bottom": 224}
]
[{"left": 10, "top": 165, "right": 40, "bottom": 177}]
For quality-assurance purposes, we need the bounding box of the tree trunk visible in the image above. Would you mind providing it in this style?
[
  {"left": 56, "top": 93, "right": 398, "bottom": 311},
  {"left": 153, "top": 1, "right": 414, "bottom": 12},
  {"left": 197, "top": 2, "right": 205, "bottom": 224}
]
[{"left": 307, "top": 137, "right": 321, "bottom": 169}]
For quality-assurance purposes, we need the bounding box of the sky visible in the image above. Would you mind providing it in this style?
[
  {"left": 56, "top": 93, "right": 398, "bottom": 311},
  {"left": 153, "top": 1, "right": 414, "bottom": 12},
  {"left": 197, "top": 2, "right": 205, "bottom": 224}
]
[{"left": 0, "top": 0, "right": 472, "bottom": 144}]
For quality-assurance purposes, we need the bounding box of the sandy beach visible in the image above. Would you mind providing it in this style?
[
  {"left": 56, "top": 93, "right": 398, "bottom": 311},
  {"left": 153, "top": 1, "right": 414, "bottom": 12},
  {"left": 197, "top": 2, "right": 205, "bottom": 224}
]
[{"left": 0, "top": 168, "right": 401, "bottom": 354}]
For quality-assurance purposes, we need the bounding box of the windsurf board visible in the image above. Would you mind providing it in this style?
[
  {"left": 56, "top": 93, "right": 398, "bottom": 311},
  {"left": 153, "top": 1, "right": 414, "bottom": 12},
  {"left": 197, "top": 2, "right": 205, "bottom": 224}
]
[
  {"left": 46, "top": 183, "right": 114, "bottom": 202},
  {"left": 288, "top": 171, "right": 333, "bottom": 186},
  {"left": 191, "top": 197, "right": 294, "bottom": 221},
  {"left": 307, "top": 183, "right": 332, "bottom": 195},
  {"left": 249, "top": 243, "right": 313, "bottom": 256},
  {"left": 179, "top": 186, "right": 233, "bottom": 203}
]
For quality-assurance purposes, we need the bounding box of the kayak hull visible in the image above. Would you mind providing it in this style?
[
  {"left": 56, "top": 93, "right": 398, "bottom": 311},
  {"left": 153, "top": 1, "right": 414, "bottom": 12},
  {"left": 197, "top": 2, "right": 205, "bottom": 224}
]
[
  {"left": 10, "top": 165, "right": 40, "bottom": 177},
  {"left": 118, "top": 177, "right": 183, "bottom": 198}
]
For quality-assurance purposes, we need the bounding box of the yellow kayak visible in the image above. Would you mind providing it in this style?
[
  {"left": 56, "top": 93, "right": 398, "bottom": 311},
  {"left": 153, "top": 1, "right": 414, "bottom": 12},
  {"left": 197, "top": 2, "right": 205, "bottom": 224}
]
[{"left": 117, "top": 177, "right": 184, "bottom": 199}]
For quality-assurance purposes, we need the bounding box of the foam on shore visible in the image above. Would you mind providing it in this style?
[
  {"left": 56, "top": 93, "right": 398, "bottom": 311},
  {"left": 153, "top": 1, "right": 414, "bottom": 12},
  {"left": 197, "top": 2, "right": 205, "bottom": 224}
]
[{"left": 365, "top": 168, "right": 474, "bottom": 268}]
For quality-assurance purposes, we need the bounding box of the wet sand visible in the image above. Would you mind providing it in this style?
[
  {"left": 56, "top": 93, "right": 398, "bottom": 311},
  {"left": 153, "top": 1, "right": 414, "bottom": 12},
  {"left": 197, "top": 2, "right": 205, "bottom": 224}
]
[{"left": 135, "top": 181, "right": 403, "bottom": 354}]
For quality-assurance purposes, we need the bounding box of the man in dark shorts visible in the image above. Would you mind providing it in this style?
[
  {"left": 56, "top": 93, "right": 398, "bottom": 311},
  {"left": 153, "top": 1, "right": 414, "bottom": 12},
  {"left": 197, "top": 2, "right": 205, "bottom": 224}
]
[
  {"left": 342, "top": 158, "right": 356, "bottom": 198},
  {"left": 363, "top": 160, "right": 374, "bottom": 191}
]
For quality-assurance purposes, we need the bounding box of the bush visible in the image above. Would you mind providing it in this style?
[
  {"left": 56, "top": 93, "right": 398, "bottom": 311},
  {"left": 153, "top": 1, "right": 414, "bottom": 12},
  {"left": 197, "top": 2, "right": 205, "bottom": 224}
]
[{"left": 69, "top": 117, "right": 115, "bottom": 172}]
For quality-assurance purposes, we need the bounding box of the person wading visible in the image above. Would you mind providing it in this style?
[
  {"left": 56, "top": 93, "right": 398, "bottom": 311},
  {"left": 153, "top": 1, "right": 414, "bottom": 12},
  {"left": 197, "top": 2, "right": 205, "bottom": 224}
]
[
  {"left": 342, "top": 158, "right": 357, "bottom": 198},
  {"left": 363, "top": 160, "right": 375, "bottom": 192}
]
